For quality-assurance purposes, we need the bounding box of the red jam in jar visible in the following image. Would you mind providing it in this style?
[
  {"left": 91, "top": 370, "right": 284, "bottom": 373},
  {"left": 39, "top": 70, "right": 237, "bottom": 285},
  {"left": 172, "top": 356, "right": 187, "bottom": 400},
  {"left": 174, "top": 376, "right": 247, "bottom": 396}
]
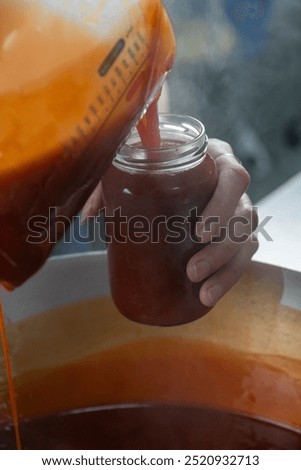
[{"left": 102, "top": 114, "right": 218, "bottom": 326}]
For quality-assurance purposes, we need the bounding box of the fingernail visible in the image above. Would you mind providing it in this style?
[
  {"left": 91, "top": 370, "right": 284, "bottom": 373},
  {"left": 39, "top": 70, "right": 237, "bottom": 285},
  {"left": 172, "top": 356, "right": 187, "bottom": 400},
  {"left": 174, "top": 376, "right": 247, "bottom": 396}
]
[
  {"left": 203, "top": 284, "right": 223, "bottom": 306},
  {"left": 187, "top": 260, "right": 211, "bottom": 282}
]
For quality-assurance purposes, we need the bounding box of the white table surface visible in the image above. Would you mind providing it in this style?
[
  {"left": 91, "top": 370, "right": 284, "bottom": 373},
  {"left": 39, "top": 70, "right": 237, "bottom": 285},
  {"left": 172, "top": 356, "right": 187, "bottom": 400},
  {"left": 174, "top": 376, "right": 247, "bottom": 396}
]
[
  {"left": 253, "top": 172, "right": 301, "bottom": 310},
  {"left": 253, "top": 171, "right": 301, "bottom": 273}
]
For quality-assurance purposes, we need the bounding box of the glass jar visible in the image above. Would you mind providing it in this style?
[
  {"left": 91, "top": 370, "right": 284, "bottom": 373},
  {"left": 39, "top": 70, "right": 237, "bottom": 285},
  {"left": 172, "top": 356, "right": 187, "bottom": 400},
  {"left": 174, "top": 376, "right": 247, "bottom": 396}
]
[{"left": 102, "top": 114, "right": 218, "bottom": 326}]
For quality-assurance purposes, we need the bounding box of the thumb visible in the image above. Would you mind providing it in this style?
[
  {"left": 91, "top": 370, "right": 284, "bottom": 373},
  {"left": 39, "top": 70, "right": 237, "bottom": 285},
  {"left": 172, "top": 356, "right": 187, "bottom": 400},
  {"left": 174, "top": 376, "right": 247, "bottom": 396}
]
[{"left": 81, "top": 181, "right": 103, "bottom": 223}]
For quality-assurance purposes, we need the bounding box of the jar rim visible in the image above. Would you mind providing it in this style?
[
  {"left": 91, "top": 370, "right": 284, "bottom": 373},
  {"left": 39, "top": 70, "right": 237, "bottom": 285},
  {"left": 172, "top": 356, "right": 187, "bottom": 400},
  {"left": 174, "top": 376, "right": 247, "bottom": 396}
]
[{"left": 114, "top": 114, "right": 208, "bottom": 172}]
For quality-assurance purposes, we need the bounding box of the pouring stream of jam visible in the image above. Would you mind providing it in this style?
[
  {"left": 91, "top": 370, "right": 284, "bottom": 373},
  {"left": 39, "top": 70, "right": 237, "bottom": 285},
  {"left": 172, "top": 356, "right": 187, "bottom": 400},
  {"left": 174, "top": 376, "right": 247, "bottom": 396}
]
[{"left": 137, "top": 98, "right": 161, "bottom": 149}]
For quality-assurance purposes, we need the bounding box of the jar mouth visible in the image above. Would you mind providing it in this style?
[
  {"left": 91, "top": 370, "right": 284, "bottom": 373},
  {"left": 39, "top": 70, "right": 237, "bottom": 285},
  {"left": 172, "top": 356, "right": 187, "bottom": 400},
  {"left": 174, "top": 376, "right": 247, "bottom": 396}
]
[{"left": 114, "top": 114, "right": 208, "bottom": 172}]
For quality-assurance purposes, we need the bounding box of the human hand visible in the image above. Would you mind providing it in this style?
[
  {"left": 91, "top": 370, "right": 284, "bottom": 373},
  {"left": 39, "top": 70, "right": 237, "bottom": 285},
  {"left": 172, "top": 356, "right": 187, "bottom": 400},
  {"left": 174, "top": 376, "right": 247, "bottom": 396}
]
[{"left": 186, "top": 138, "right": 259, "bottom": 307}]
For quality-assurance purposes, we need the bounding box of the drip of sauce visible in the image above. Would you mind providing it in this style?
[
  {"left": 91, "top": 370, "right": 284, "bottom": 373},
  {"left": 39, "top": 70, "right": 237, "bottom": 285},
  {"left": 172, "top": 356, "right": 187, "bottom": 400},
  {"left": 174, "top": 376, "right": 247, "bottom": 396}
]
[
  {"left": 0, "top": 303, "right": 21, "bottom": 449},
  {"left": 137, "top": 98, "right": 161, "bottom": 149}
]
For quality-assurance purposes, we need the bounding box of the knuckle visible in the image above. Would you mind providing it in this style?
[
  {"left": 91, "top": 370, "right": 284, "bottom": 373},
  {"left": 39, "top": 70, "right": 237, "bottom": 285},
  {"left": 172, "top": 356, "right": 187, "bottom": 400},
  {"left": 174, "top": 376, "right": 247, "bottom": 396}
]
[
  {"left": 237, "top": 202, "right": 252, "bottom": 222},
  {"left": 223, "top": 142, "right": 234, "bottom": 154},
  {"left": 228, "top": 165, "right": 251, "bottom": 190},
  {"left": 208, "top": 241, "right": 238, "bottom": 271},
  {"left": 209, "top": 138, "right": 233, "bottom": 155}
]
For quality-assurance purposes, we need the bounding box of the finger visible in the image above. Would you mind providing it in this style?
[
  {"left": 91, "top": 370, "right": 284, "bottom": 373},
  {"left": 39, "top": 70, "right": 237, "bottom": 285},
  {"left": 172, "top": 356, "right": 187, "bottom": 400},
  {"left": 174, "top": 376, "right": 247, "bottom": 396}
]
[
  {"left": 81, "top": 181, "right": 103, "bottom": 223},
  {"left": 211, "top": 192, "right": 257, "bottom": 243},
  {"left": 207, "top": 138, "right": 234, "bottom": 159},
  {"left": 187, "top": 202, "right": 252, "bottom": 282},
  {"left": 198, "top": 234, "right": 259, "bottom": 307},
  {"left": 197, "top": 143, "right": 250, "bottom": 244},
  {"left": 187, "top": 195, "right": 255, "bottom": 282}
]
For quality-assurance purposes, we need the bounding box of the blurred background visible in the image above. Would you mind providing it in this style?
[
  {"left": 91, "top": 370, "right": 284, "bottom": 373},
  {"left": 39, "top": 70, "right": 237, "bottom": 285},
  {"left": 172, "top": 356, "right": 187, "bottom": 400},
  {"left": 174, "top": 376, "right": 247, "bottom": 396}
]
[
  {"left": 164, "top": 0, "right": 301, "bottom": 202},
  {"left": 54, "top": 0, "right": 301, "bottom": 254}
]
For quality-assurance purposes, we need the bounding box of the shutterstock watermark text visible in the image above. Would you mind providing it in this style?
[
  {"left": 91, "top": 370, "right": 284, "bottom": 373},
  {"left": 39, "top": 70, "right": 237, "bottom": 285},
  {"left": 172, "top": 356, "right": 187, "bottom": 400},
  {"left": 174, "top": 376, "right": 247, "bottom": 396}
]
[{"left": 26, "top": 207, "right": 272, "bottom": 245}]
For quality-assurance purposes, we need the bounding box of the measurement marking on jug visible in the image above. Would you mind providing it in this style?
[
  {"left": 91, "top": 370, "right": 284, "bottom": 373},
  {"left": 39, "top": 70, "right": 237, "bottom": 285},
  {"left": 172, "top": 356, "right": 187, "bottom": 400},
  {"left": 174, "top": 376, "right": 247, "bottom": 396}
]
[
  {"left": 115, "top": 65, "right": 127, "bottom": 85},
  {"left": 104, "top": 55, "right": 150, "bottom": 119},
  {"left": 98, "top": 38, "right": 125, "bottom": 77},
  {"left": 89, "top": 105, "right": 99, "bottom": 116},
  {"left": 137, "top": 31, "right": 145, "bottom": 44},
  {"left": 84, "top": 116, "right": 92, "bottom": 126},
  {"left": 110, "top": 77, "right": 117, "bottom": 88},
  {"left": 76, "top": 126, "right": 86, "bottom": 139},
  {"left": 128, "top": 47, "right": 139, "bottom": 65},
  {"left": 133, "top": 41, "right": 141, "bottom": 52},
  {"left": 64, "top": 27, "right": 151, "bottom": 159},
  {"left": 104, "top": 85, "right": 114, "bottom": 105}
]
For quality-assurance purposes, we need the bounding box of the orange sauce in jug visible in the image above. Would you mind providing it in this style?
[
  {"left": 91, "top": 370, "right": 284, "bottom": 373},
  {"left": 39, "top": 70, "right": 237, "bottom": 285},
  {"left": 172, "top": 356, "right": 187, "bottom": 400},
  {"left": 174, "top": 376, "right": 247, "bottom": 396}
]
[{"left": 0, "top": 0, "right": 175, "bottom": 288}]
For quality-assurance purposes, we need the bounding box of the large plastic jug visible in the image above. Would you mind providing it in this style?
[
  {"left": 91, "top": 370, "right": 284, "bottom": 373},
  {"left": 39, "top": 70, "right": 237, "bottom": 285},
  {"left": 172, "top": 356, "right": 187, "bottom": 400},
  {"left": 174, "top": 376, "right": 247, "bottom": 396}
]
[{"left": 0, "top": 0, "right": 175, "bottom": 289}]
